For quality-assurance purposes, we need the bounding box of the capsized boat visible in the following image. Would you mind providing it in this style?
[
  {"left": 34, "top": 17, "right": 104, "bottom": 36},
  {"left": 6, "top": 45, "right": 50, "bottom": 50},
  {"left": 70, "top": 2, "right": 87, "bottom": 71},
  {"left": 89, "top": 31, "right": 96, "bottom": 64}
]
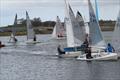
[{"left": 77, "top": 0, "right": 118, "bottom": 61}]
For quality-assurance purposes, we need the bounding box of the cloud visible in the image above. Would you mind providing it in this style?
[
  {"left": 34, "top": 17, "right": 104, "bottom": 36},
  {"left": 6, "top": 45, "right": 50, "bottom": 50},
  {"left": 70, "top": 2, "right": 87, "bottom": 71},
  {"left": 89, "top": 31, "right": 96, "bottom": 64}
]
[
  {"left": 0, "top": 0, "right": 119, "bottom": 26},
  {"left": 1, "top": 0, "right": 119, "bottom": 8}
]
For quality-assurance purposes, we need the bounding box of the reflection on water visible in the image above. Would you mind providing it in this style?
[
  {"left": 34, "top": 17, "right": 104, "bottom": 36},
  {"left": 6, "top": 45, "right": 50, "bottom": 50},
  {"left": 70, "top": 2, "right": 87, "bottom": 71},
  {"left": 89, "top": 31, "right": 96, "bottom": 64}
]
[{"left": 0, "top": 33, "right": 120, "bottom": 80}]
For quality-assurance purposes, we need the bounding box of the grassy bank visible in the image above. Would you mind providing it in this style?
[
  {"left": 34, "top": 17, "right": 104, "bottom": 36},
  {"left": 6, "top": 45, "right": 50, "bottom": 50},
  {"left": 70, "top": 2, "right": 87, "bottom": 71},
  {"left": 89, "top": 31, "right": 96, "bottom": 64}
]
[{"left": 0, "top": 20, "right": 116, "bottom": 36}]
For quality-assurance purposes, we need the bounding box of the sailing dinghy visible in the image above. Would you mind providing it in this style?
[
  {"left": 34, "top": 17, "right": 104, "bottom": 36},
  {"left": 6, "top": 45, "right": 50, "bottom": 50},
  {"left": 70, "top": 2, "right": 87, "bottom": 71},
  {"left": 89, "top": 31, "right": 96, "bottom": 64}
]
[
  {"left": 52, "top": 16, "right": 66, "bottom": 39},
  {"left": 77, "top": 0, "right": 118, "bottom": 61},
  {"left": 57, "top": 0, "right": 86, "bottom": 58},
  {"left": 112, "top": 10, "right": 120, "bottom": 57},
  {"left": 26, "top": 11, "right": 39, "bottom": 44},
  {"left": 9, "top": 14, "right": 18, "bottom": 43}
]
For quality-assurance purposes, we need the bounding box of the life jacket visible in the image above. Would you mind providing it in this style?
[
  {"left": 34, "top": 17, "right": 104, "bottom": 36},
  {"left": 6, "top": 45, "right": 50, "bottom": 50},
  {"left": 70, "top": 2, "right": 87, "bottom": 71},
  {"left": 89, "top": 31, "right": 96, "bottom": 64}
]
[{"left": 107, "top": 46, "right": 113, "bottom": 52}]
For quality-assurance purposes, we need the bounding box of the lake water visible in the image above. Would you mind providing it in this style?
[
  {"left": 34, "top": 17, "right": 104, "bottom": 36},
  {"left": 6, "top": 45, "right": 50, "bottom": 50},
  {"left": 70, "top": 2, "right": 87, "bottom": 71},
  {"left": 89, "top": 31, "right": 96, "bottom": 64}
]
[{"left": 0, "top": 32, "right": 120, "bottom": 80}]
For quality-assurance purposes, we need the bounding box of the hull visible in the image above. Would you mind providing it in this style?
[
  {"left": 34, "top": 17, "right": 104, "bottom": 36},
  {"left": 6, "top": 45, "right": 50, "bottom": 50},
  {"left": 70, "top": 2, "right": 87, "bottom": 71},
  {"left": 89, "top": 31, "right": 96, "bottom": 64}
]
[
  {"left": 118, "top": 53, "right": 120, "bottom": 58},
  {"left": 8, "top": 42, "right": 16, "bottom": 43},
  {"left": 26, "top": 40, "right": 40, "bottom": 44},
  {"left": 54, "top": 37, "right": 66, "bottom": 40},
  {"left": 77, "top": 52, "right": 118, "bottom": 61},
  {"left": 58, "top": 51, "right": 81, "bottom": 58}
]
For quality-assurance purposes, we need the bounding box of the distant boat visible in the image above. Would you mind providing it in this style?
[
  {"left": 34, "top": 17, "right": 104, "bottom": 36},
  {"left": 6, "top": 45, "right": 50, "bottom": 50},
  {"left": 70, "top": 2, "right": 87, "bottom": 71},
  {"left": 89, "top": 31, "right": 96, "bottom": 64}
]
[
  {"left": 77, "top": 0, "right": 118, "bottom": 60},
  {"left": 9, "top": 14, "right": 18, "bottom": 43},
  {"left": 112, "top": 10, "right": 120, "bottom": 57},
  {"left": 57, "top": 0, "right": 86, "bottom": 58},
  {"left": 52, "top": 16, "right": 66, "bottom": 39},
  {"left": 26, "top": 11, "right": 39, "bottom": 44}
]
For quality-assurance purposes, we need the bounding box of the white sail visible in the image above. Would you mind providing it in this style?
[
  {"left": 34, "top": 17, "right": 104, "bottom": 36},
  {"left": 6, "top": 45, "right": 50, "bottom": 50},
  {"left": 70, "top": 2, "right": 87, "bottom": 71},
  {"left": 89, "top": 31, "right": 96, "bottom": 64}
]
[
  {"left": 64, "top": 1, "right": 74, "bottom": 47},
  {"left": 26, "top": 11, "right": 35, "bottom": 41},
  {"left": 52, "top": 16, "right": 65, "bottom": 38},
  {"left": 64, "top": 0, "right": 85, "bottom": 47},
  {"left": 9, "top": 14, "right": 17, "bottom": 43},
  {"left": 88, "top": 0, "right": 106, "bottom": 47},
  {"left": 112, "top": 10, "right": 120, "bottom": 53},
  {"left": 52, "top": 25, "right": 57, "bottom": 38}
]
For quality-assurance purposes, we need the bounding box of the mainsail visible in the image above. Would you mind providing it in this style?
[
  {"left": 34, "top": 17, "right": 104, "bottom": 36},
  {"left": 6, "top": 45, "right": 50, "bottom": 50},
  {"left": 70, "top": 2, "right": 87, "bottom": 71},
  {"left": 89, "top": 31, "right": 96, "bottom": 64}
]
[
  {"left": 26, "top": 11, "right": 35, "bottom": 41},
  {"left": 9, "top": 14, "right": 17, "bottom": 42},
  {"left": 52, "top": 16, "right": 65, "bottom": 38},
  {"left": 64, "top": 0, "right": 85, "bottom": 47},
  {"left": 112, "top": 10, "right": 120, "bottom": 53},
  {"left": 88, "top": 0, "right": 106, "bottom": 47}
]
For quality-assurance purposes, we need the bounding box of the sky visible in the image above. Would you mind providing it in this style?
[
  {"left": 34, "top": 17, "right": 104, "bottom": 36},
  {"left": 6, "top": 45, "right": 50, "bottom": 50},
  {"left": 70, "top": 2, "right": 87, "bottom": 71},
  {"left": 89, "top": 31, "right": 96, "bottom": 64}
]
[{"left": 0, "top": 0, "right": 120, "bottom": 27}]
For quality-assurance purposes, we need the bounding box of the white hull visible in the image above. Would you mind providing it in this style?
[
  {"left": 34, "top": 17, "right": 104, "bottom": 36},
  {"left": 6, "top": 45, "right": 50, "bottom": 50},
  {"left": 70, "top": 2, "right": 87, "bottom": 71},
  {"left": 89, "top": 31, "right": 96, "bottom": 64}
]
[
  {"left": 53, "top": 37, "right": 66, "bottom": 40},
  {"left": 8, "top": 41, "right": 16, "bottom": 43},
  {"left": 77, "top": 52, "right": 118, "bottom": 61},
  {"left": 58, "top": 51, "right": 80, "bottom": 58},
  {"left": 118, "top": 53, "right": 120, "bottom": 58},
  {"left": 26, "top": 40, "right": 40, "bottom": 44}
]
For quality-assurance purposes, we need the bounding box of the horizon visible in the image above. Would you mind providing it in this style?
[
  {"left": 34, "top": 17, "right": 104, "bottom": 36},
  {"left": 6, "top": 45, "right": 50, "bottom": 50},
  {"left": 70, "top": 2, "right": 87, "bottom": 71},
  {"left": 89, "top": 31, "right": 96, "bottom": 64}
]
[{"left": 0, "top": 0, "right": 120, "bottom": 27}]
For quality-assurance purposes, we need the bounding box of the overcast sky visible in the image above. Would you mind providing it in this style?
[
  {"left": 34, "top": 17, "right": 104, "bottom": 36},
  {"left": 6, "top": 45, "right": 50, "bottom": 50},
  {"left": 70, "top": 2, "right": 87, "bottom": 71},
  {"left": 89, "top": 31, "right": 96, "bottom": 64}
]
[{"left": 0, "top": 0, "right": 120, "bottom": 26}]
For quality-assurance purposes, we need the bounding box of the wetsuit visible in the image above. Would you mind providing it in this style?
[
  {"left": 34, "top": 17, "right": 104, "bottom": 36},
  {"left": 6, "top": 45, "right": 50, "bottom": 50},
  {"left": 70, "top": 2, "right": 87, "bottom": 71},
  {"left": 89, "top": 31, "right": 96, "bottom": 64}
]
[{"left": 57, "top": 47, "right": 65, "bottom": 55}]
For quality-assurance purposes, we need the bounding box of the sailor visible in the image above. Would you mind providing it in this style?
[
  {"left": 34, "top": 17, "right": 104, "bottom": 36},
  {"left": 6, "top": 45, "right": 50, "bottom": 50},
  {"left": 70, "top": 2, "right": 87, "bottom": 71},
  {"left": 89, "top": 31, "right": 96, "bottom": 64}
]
[
  {"left": 80, "top": 37, "right": 89, "bottom": 52},
  {"left": 105, "top": 43, "right": 115, "bottom": 53},
  {"left": 86, "top": 47, "right": 93, "bottom": 59},
  {"left": 0, "top": 41, "right": 5, "bottom": 48},
  {"left": 14, "top": 37, "right": 18, "bottom": 42},
  {"left": 33, "top": 36, "right": 36, "bottom": 41},
  {"left": 57, "top": 45, "right": 65, "bottom": 55}
]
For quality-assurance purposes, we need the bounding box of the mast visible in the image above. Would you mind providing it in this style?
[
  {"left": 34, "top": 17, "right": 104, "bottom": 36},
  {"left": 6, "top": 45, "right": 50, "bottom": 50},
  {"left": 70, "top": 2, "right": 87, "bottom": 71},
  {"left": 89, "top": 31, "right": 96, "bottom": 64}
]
[{"left": 95, "top": 0, "right": 99, "bottom": 22}]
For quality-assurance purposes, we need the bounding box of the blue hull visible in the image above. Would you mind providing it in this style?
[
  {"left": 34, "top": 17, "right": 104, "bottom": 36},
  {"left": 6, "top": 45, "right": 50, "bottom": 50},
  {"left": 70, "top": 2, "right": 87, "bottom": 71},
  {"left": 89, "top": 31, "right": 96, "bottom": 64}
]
[{"left": 64, "top": 46, "right": 85, "bottom": 52}]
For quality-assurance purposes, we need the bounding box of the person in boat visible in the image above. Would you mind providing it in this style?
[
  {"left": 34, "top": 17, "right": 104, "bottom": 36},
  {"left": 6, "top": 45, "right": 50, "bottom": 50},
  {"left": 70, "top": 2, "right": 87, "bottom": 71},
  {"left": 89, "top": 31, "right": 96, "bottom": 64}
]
[
  {"left": 57, "top": 33, "right": 63, "bottom": 38},
  {"left": 33, "top": 36, "right": 36, "bottom": 41},
  {"left": 0, "top": 41, "right": 5, "bottom": 48},
  {"left": 86, "top": 47, "right": 93, "bottom": 59},
  {"left": 80, "top": 37, "right": 89, "bottom": 51},
  {"left": 14, "top": 37, "right": 18, "bottom": 42},
  {"left": 57, "top": 45, "right": 65, "bottom": 55},
  {"left": 105, "top": 43, "right": 115, "bottom": 53}
]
